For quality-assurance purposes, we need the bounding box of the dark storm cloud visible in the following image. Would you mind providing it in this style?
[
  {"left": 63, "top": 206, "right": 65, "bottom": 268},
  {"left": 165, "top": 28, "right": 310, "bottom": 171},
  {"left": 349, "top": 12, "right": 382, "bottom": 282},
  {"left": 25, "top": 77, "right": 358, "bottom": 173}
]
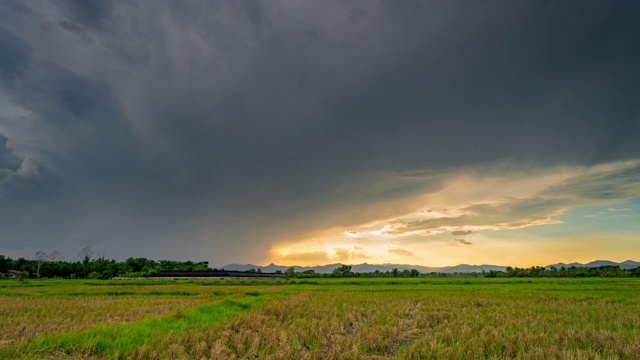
[
  {"left": 0, "top": 26, "right": 31, "bottom": 87},
  {"left": 0, "top": 133, "right": 48, "bottom": 203},
  {"left": 15, "top": 64, "right": 120, "bottom": 126},
  {"left": 0, "top": 134, "right": 21, "bottom": 171},
  {"left": 59, "top": 0, "right": 112, "bottom": 28},
  {"left": 0, "top": 1, "right": 639, "bottom": 262}
]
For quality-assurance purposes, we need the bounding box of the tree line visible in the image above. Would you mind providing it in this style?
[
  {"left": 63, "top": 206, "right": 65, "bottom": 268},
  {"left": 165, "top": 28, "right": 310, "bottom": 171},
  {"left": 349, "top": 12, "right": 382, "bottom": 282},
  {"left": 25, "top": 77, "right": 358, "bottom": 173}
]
[
  {"left": 1, "top": 250, "right": 639, "bottom": 279},
  {"left": 283, "top": 264, "right": 640, "bottom": 278},
  {"left": 0, "top": 247, "right": 210, "bottom": 279},
  {"left": 287, "top": 265, "right": 450, "bottom": 278},
  {"left": 484, "top": 265, "right": 640, "bottom": 278}
]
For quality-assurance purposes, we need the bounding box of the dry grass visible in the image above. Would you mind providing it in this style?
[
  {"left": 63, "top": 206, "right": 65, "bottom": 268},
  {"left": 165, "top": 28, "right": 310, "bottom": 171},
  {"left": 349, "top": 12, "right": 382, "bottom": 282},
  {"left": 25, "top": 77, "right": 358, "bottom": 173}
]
[
  {"left": 0, "top": 296, "right": 209, "bottom": 346},
  {"left": 136, "top": 289, "right": 640, "bottom": 359},
  {"left": 1, "top": 279, "right": 640, "bottom": 359}
]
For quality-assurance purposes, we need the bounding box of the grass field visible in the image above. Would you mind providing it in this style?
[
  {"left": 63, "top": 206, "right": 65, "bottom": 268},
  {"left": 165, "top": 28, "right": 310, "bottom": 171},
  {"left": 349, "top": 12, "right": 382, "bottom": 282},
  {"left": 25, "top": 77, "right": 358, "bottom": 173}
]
[{"left": 0, "top": 278, "right": 639, "bottom": 359}]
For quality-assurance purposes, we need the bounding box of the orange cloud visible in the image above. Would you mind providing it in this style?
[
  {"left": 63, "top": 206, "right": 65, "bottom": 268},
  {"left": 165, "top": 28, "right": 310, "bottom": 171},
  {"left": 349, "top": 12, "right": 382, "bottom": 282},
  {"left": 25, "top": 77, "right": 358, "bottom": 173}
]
[
  {"left": 454, "top": 238, "right": 472, "bottom": 245},
  {"left": 387, "top": 247, "right": 414, "bottom": 256},
  {"left": 274, "top": 250, "right": 331, "bottom": 265},
  {"left": 265, "top": 160, "right": 640, "bottom": 267},
  {"left": 333, "top": 246, "right": 370, "bottom": 261}
]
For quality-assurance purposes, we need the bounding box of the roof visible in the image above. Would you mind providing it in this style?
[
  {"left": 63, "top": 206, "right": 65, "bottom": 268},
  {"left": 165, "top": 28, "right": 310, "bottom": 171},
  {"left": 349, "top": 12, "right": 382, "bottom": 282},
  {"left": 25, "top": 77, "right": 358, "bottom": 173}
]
[{"left": 150, "top": 270, "right": 286, "bottom": 279}]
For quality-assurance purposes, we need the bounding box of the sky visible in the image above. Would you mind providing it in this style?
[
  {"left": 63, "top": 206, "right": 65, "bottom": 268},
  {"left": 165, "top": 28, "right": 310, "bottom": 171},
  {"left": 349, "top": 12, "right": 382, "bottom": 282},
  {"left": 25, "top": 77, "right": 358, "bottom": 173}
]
[{"left": 0, "top": 1, "right": 639, "bottom": 267}]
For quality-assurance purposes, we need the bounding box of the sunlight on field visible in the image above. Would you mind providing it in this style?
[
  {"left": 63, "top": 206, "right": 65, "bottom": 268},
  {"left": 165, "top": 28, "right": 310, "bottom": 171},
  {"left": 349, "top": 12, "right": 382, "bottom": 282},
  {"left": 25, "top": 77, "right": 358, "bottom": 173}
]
[
  {"left": 0, "top": 296, "right": 209, "bottom": 346},
  {"left": 0, "top": 279, "right": 639, "bottom": 359}
]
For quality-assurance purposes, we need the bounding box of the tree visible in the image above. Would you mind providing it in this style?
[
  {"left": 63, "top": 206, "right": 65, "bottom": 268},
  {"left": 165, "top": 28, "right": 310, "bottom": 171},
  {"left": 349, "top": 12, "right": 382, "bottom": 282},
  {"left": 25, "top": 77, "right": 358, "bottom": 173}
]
[
  {"left": 332, "top": 265, "right": 353, "bottom": 278},
  {"left": 391, "top": 268, "right": 399, "bottom": 278},
  {"left": 77, "top": 246, "right": 95, "bottom": 277},
  {"left": 34, "top": 251, "right": 49, "bottom": 278},
  {"left": 485, "top": 270, "right": 504, "bottom": 278},
  {"left": 77, "top": 246, "right": 93, "bottom": 261},
  {"left": 0, "top": 255, "right": 8, "bottom": 273},
  {"left": 410, "top": 269, "right": 420, "bottom": 277},
  {"left": 285, "top": 267, "right": 296, "bottom": 278},
  {"left": 193, "top": 262, "right": 208, "bottom": 271},
  {"left": 50, "top": 251, "right": 62, "bottom": 262}
]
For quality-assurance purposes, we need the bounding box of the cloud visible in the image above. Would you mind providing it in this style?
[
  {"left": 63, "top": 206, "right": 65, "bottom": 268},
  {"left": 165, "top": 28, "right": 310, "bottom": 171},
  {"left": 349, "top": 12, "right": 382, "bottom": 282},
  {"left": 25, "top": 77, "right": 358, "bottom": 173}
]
[
  {"left": 387, "top": 247, "right": 414, "bottom": 256},
  {"left": 0, "top": 134, "right": 21, "bottom": 170},
  {"left": 0, "top": 26, "right": 31, "bottom": 87},
  {"left": 451, "top": 230, "right": 474, "bottom": 236},
  {"left": 375, "top": 161, "right": 640, "bottom": 237},
  {"left": 333, "top": 246, "right": 371, "bottom": 262},
  {"left": 275, "top": 250, "right": 331, "bottom": 265},
  {"left": 454, "top": 239, "right": 472, "bottom": 245},
  {"left": 59, "top": 0, "right": 112, "bottom": 29},
  {"left": 0, "top": 1, "right": 638, "bottom": 264},
  {"left": 0, "top": 134, "right": 50, "bottom": 202}
]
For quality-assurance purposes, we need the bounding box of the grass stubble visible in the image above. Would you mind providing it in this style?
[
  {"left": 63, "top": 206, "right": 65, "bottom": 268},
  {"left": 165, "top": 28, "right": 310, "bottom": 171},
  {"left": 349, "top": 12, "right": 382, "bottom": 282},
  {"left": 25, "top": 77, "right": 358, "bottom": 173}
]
[{"left": 0, "top": 278, "right": 638, "bottom": 359}]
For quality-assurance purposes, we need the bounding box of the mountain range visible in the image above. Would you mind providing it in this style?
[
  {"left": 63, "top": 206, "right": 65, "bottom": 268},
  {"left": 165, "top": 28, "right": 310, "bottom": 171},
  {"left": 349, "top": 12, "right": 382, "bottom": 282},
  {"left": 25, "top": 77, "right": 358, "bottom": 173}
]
[
  {"left": 220, "top": 262, "right": 506, "bottom": 274},
  {"left": 545, "top": 260, "right": 640, "bottom": 270},
  {"left": 219, "top": 260, "right": 640, "bottom": 274}
]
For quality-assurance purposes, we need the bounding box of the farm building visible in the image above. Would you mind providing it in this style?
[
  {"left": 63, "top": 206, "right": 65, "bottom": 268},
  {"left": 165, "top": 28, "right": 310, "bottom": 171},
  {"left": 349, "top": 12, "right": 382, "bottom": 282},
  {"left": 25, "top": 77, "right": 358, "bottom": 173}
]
[
  {"left": 148, "top": 270, "right": 287, "bottom": 280},
  {"left": 2, "top": 270, "right": 20, "bottom": 279}
]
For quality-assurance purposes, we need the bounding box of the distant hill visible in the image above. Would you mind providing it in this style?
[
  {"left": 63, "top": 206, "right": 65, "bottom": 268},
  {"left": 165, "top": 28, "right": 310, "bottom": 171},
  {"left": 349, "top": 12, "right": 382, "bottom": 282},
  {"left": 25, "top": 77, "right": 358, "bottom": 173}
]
[
  {"left": 219, "top": 262, "right": 507, "bottom": 274},
  {"left": 220, "top": 260, "right": 640, "bottom": 274},
  {"left": 545, "top": 260, "right": 640, "bottom": 270},
  {"left": 441, "top": 264, "right": 507, "bottom": 273}
]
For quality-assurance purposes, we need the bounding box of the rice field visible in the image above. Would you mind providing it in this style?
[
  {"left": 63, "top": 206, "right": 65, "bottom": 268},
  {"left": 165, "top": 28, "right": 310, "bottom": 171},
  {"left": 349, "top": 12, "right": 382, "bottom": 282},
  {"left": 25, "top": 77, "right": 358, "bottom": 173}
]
[{"left": 0, "top": 278, "right": 639, "bottom": 359}]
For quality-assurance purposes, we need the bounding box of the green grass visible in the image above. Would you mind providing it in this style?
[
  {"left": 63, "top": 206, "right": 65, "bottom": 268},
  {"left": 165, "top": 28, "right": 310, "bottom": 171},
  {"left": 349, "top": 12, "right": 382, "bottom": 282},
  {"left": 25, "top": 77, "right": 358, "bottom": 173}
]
[{"left": 16, "top": 297, "right": 263, "bottom": 359}]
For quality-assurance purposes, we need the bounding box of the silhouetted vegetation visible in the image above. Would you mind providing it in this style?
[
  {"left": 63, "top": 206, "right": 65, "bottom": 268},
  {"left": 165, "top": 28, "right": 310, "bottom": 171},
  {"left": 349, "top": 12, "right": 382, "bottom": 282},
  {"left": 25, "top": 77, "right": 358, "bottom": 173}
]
[
  {"left": 0, "top": 252, "right": 212, "bottom": 279},
  {"left": 1, "top": 252, "right": 638, "bottom": 280},
  {"left": 484, "top": 265, "right": 640, "bottom": 278}
]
